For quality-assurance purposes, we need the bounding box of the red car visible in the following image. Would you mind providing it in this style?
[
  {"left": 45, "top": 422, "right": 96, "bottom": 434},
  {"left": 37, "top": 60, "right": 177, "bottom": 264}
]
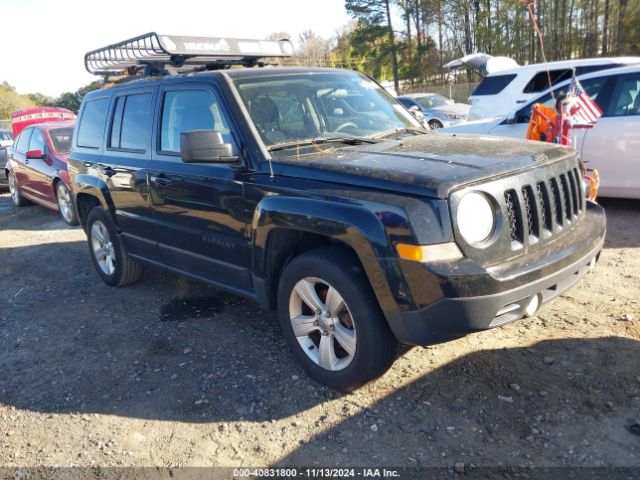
[{"left": 6, "top": 120, "right": 78, "bottom": 225}]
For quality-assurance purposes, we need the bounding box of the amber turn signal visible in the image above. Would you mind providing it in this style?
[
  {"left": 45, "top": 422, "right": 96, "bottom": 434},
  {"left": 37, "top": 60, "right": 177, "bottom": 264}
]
[{"left": 396, "top": 242, "right": 463, "bottom": 263}]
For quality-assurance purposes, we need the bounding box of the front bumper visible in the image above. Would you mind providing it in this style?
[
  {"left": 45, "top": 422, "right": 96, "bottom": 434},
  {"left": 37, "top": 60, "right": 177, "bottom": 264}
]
[{"left": 385, "top": 202, "right": 606, "bottom": 345}]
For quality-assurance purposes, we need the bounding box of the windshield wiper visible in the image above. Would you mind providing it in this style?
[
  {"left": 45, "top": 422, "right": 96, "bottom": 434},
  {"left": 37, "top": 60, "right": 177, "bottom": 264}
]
[
  {"left": 370, "top": 127, "right": 427, "bottom": 140},
  {"left": 267, "top": 136, "right": 380, "bottom": 152}
]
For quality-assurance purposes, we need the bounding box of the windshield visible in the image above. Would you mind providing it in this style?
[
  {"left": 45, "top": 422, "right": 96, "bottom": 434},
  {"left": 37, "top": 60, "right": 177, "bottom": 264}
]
[
  {"left": 416, "top": 94, "right": 453, "bottom": 109},
  {"left": 233, "top": 71, "right": 423, "bottom": 154},
  {"left": 49, "top": 127, "right": 73, "bottom": 154},
  {"left": 0, "top": 131, "right": 12, "bottom": 142}
]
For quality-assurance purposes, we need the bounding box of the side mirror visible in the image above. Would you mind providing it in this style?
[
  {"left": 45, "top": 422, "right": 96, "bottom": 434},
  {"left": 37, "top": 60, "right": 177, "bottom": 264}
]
[
  {"left": 26, "top": 149, "right": 45, "bottom": 160},
  {"left": 180, "top": 130, "right": 238, "bottom": 163},
  {"left": 408, "top": 105, "right": 425, "bottom": 121}
]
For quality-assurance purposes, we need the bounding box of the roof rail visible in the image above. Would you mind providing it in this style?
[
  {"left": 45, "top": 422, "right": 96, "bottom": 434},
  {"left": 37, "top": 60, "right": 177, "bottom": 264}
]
[{"left": 85, "top": 32, "right": 294, "bottom": 77}]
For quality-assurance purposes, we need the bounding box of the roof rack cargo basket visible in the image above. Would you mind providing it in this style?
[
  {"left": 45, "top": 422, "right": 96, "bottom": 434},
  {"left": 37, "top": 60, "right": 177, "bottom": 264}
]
[{"left": 85, "top": 32, "right": 294, "bottom": 76}]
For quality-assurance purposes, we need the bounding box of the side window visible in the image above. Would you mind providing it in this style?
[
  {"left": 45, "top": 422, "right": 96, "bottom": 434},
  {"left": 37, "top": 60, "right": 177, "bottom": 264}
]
[
  {"left": 523, "top": 69, "right": 573, "bottom": 94},
  {"left": 607, "top": 74, "right": 640, "bottom": 117},
  {"left": 109, "top": 93, "right": 153, "bottom": 151},
  {"left": 472, "top": 74, "right": 517, "bottom": 96},
  {"left": 160, "top": 89, "right": 233, "bottom": 153},
  {"left": 29, "top": 129, "right": 46, "bottom": 152},
  {"left": 77, "top": 98, "right": 109, "bottom": 148},
  {"left": 15, "top": 128, "right": 33, "bottom": 152},
  {"left": 515, "top": 76, "right": 609, "bottom": 124}
]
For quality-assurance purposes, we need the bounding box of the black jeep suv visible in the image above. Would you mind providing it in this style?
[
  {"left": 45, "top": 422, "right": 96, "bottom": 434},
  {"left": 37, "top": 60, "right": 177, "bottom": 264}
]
[{"left": 69, "top": 34, "right": 605, "bottom": 390}]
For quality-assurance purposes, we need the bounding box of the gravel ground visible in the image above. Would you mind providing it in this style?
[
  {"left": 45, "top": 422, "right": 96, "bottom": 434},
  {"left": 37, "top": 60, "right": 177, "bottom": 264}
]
[{"left": 0, "top": 191, "right": 639, "bottom": 473}]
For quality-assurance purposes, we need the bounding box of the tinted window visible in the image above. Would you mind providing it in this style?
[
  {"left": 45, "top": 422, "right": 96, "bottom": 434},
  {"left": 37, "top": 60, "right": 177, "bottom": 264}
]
[
  {"left": 50, "top": 127, "right": 74, "bottom": 154},
  {"left": 472, "top": 74, "right": 517, "bottom": 96},
  {"left": 575, "top": 64, "right": 623, "bottom": 76},
  {"left": 29, "top": 128, "right": 46, "bottom": 152},
  {"left": 160, "top": 89, "right": 233, "bottom": 153},
  {"left": 607, "top": 73, "right": 640, "bottom": 116},
  {"left": 15, "top": 128, "right": 33, "bottom": 152},
  {"left": 117, "top": 93, "right": 153, "bottom": 151},
  {"left": 523, "top": 69, "right": 573, "bottom": 93},
  {"left": 77, "top": 98, "right": 109, "bottom": 148},
  {"left": 515, "top": 76, "right": 609, "bottom": 123}
]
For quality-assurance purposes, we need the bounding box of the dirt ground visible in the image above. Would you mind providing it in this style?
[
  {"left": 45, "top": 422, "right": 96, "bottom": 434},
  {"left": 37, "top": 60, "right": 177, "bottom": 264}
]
[{"left": 0, "top": 191, "right": 639, "bottom": 474}]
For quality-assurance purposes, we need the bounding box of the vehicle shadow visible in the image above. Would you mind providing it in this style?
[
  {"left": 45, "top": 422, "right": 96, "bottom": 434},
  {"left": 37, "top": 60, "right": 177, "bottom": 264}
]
[
  {"left": 273, "top": 336, "right": 640, "bottom": 469},
  {"left": 599, "top": 197, "right": 640, "bottom": 249},
  {"left": 0, "top": 193, "right": 76, "bottom": 231}
]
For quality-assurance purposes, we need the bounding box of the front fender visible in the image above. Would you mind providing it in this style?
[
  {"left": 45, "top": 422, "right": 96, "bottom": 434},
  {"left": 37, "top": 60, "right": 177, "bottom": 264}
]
[{"left": 251, "top": 195, "right": 413, "bottom": 313}]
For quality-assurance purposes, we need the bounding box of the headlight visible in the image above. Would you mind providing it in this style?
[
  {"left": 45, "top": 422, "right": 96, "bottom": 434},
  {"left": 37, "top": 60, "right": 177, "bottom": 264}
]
[{"left": 456, "top": 192, "right": 495, "bottom": 246}]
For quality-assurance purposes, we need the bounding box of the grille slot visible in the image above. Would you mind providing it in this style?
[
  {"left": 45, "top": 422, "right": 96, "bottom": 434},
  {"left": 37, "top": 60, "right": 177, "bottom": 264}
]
[
  {"left": 522, "top": 186, "right": 539, "bottom": 239},
  {"left": 537, "top": 182, "right": 552, "bottom": 232},
  {"left": 559, "top": 174, "right": 572, "bottom": 221},
  {"left": 504, "top": 189, "right": 523, "bottom": 244},
  {"left": 502, "top": 169, "right": 585, "bottom": 250}
]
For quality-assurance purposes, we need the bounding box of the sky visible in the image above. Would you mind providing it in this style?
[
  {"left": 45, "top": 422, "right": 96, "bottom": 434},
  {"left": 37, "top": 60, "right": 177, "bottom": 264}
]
[{"left": 0, "top": 0, "right": 352, "bottom": 97}]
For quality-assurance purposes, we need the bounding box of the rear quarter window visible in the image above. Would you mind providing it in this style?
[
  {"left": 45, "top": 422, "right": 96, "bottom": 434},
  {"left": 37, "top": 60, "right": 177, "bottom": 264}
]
[
  {"left": 77, "top": 97, "right": 109, "bottom": 149},
  {"left": 523, "top": 69, "right": 573, "bottom": 93},
  {"left": 472, "top": 74, "right": 517, "bottom": 96}
]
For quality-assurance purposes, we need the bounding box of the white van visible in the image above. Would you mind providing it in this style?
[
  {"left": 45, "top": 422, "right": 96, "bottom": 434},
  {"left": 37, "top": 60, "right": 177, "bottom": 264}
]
[{"left": 445, "top": 54, "right": 640, "bottom": 120}]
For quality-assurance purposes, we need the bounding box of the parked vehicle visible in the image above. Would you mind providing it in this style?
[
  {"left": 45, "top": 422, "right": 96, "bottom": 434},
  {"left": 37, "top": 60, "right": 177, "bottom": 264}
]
[
  {"left": 445, "top": 54, "right": 640, "bottom": 120},
  {"left": 0, "top": 129, "right": 12, "bottom": 187},
  {"left": 70, "top": 33, "right": 605, "bottom": 390},
  {"left": 441, "top": 65, "right": 640, "bottom": 199},
  {"left": 397, "top": 93, "right": 470, "bottom": 129},
  {"left": 6, "top": 121, "right": 78, "bottom": 225},
  {"left": 11, "top": 107, "right": 76, "bottom": 138}
]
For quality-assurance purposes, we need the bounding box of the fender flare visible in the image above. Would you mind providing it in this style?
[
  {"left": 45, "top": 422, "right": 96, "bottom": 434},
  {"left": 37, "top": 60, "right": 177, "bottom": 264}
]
[
  {"left": 72, "top": 173, "right": 117, "bottom": 225},
  {"left": 251, "top": 195, "right": 412, "bottom": 313}
]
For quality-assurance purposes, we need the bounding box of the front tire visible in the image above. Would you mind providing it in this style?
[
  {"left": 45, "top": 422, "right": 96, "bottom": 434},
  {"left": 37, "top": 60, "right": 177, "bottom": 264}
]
[
  {"left": 277, "top": 247, "right": 398, "bottom": 391},
  {"left": 86, "top": 207, "right": 142, "bottom": 287},
  {"left": 8, "top": 171, "right": 31, "bottom": 207},
  {"left": 428, "top": 119, "right": 443, "bottom": 130},
  {"left": 56, "top": 182, "right": 79, "bottom": 226}
]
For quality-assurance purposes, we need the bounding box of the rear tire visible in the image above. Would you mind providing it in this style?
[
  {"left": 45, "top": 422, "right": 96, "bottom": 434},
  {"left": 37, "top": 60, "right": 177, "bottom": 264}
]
[
  {"left": 8, "top": 171, "right": 31, "bottom": 207},
  {"left": 56, "top": 181, "right": 79, "bottom": 226},
  {"left": 428, "top": 119, "right": 443, "bottom": 130},
  {"left": 277, "top": 246, "right": 398, "bottom": 391},
  {"left": 86, "top": 207, "right": 142, "bottom": 287}
]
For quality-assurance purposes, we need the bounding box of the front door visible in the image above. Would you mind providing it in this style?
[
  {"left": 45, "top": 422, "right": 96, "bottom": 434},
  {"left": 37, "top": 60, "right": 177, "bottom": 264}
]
[{"left": 148, "top": 84, "right": 253, "bottom": 295}]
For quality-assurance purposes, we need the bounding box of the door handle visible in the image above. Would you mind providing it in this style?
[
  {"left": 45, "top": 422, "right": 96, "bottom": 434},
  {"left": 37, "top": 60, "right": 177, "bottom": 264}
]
[
  {"left": 99, "top": 166, "right": 117, "bottom": 177},
  {"left": 150, "top": 173, "right": 172, "bottom": 187}
]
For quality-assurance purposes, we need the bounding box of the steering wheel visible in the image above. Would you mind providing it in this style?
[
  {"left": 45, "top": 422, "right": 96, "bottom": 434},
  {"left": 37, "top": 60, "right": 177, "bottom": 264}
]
[{"left": 334, "top": 122, "right": 358, "bottom": 133}]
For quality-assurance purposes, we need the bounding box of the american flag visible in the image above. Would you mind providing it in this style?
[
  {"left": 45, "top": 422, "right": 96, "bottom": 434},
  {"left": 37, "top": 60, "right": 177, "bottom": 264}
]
[{"left": 566, "top": 74, "right": 603, "bottom": 125}]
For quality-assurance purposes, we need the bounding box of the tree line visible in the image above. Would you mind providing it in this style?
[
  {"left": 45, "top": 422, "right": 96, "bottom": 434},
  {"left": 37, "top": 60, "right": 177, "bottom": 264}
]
[{"left": 304, "top": 0, "right": 640, "bottom": 89}]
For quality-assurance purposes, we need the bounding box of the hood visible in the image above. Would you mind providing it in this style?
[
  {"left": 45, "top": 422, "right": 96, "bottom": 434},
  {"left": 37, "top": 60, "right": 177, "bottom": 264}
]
[
  {"left": 273, "top": 133, "right": 575, "bottom": 199},
  {"left": 430, "top": 103, "right": 471, "bottom": 116}
]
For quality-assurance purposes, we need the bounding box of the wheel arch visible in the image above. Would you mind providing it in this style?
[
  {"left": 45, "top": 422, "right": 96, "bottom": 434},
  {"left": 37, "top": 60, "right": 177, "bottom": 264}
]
[{"left": 251, "top": 196, "right": 411, "bottom": 314}]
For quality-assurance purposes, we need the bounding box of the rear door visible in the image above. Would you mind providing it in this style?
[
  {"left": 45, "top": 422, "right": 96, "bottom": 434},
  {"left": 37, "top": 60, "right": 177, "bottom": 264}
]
[
  {"left": 148, "top": 83, "right": 253, "bottom": 295},
  {"left": 101, "top": 87, "right": 158, "bottom": 258},
  {"left": 581, "top": 72, "right": 640, "bottom": 198}
]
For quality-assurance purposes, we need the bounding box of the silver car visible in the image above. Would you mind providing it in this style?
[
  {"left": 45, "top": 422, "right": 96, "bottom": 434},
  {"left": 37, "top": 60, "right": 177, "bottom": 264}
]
[{"left": 398, "top": 93, "right": 470, "bottom": 129}]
